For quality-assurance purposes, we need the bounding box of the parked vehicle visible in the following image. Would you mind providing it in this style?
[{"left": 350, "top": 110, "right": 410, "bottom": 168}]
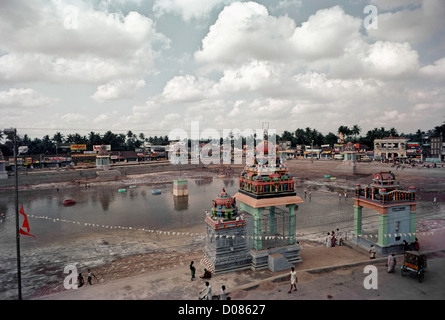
[{"left": 401, "top": 251, "right": 427, "bottom": 282}]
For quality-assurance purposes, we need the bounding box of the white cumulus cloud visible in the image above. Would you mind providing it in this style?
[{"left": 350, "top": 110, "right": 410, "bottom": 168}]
[{"left": 92, "top": 79, "right": 146, "bottom": 102}]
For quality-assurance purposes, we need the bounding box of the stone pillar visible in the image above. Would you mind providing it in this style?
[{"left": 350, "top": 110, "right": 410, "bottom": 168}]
[
  {"left": 353, "top": 205, "right": 362, "bottom": 235},
  {"left": 378, "top": 214, "right": 388, "bottom": 246},
  {"left": 239, "top": 202, "right": 263, "bottom": 250},
  {"left": 253, "top": 210, "right": 263, "bottom": 250},
  {"left": 269, "top": 206, "right": 276, "bottom": 235},
  {"left": 286, "top": 204, "right": 296, "bottom": 245},
  {"left": 410, "top": 208, "right": 416, "bottom": 242}
]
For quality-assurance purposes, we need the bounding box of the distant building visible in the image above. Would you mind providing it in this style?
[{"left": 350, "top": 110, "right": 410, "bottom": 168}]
[
  {"left": 0, "top": 149, "right": 7, "bottom": 179},
  {"left": 374, "top": 137, "right": 408, "bottom": 159},
  {"left": 110, "top": 151, "right": 140, "bottom": 163},
  {"left": 430, "top": 134, "right": 444, "bottom": 161},
  {"left": 406, "top": 142, "right": 421, "bottom": 159}
]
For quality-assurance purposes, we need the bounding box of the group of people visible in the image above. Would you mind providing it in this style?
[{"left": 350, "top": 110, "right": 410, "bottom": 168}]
[
  {"left": 369, "top": 237, "right": 421, "bottom": 273},
  {"left": 198, "top": 282, "right": 229, "bottom": 300},
  {"left": 76, "top": 269, "right": 98, "bottom": 288},
  {"left": 325, "top": 229, "right": 343, "bottom": 247},
  {"left": 403, "top": 238, "right": 420, "bottom": 251},
  {"left": 190, "top": 261, "right": 229, "bottom": 300},
  {"left": 368, "top": 244, "right": 397, "bottom": 272}
]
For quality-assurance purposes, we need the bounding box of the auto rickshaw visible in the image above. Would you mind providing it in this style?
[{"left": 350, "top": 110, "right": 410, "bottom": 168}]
[{"left": 401, "top": 250, "right": 427, "bottom": 282}]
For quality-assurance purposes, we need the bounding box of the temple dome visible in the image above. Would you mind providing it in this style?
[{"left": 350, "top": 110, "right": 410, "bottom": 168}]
[
  {"left": 211, "top": 188, "right": 237, "bottom": 220},
  {"left": 214, "top": 188, "right": 235, "bottom": 207}
]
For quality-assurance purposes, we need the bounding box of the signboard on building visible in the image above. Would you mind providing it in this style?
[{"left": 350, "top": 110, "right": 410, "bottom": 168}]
[
  {"left": 93, "top": 145, "right": 111, "bottom": 151},
  {"left": 70, "top": 144, "right": 87, "bottom": 151}
]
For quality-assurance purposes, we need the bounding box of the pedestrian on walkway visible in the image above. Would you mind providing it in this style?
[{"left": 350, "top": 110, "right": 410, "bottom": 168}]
[
  {"left": 220, "top": 285, "right": 227, "bottom": 300},
  {"left": 199, "top": 281, "right": 212, "bottom": 300},
  {"left": 369, "top": 245, "right": 376, "bottom": 259},
  {"left": 387, "top": 253, "right": 397, "bottom": 273},
  {"left": 326, "top": 232, "right": 331, "bottom": 247},
  {"left": 336, "top": 228, "right": 343, "bottom": 246},
  {"left": 190, "top": 261, "right": 196, "bottom": 281},
  {"left": 288, "top": 267, "right": 298, "bottom": 293},
  {"left": 331, "top": 230, "right": 336, "bottom": 247},
  {"left": 87, "top": 269, "right": 98, "bottom": 285}
]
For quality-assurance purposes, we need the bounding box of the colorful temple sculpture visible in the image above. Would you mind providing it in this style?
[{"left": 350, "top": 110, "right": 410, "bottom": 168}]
[
  {"left": 352, "top": 171, "right": 417, "bottom": 255},
  {"left": 202, "top": 188, "right": 251, "bottom": 274},
  {"left": 235, "top": 141, "right": 304, "bottom": 271}
]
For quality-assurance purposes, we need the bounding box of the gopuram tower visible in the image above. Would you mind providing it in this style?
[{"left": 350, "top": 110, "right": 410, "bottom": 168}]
[{"left": 234, "top": 141, "right": 304, "bottom": 271}]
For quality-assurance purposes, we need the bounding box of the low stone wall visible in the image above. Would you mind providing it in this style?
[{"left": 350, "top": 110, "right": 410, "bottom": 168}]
[{"left": 0, "top": 168, "right": 98, "bottom": 188}]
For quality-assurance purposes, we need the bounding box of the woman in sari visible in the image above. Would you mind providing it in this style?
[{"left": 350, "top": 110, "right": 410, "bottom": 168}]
[{"left": 387, "top": 253, "right": 396, "bottom": 273}]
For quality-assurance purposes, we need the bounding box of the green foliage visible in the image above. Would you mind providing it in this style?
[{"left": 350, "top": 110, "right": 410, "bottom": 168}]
[{"left": 0, "top": 122, "right": 442, "bottom": 156}]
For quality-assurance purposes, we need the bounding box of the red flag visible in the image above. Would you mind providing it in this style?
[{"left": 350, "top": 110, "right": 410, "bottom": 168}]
[{"left": 19, "top": 205, "right": 36, "bottom": 239}]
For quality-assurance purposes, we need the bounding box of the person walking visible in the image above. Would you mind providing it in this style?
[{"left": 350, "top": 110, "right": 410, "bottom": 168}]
[
  {"left": 288, "top": 267, "right": 298, "bottom": 293},
  {"left": 199, "top": 281, "right": 212, "bottom": 300},
  {"left": 220, "top": 285, "right": 227, "bottom": 300},
  {"left": 87, "top": 269, "right": 98, "bottom": 285},
  {"left": 387, "top": 253, "right": 397, "bottom": 273},
  {"left": 190, "top": 261, "right": 196, "bottom": 281}
]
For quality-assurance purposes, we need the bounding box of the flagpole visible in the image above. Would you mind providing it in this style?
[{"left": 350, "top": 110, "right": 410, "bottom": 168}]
[
  {"left": 14, "top": 129, "right": 22, "bottom": 300},
  {"left": 4, "top": 128, "right": 21, "bottom": 300}
]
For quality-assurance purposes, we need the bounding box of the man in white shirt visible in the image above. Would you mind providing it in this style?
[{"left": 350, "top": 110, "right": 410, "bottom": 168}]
[
  {"left": 288, "top": 267, "right": 298, "bottom": 293},
  {"left": 199, "top": 281, "right": 212, "bottom": 300}
]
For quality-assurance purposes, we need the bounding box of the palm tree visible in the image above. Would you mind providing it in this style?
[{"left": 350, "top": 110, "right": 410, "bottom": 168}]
[
  {"left": 52, "top": 132, "right": 65, "bottom": 145},
  {"left": 351, "top": 125, "right": 361, "bottom": 141},
  {"left": 388, "top": 127, "right": 398, "bottom": 137},
  {"left": 88, "top": 131, "right": 102, "bottom": 146}
]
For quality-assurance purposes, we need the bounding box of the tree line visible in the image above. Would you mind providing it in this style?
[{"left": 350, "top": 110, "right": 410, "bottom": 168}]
[
  {"left": 0, "top": 130, "right": 169, "bottom": 157},
  {"left": 278, "top": 124, "right": 444, "bottom": 150},
  {"left": 1, "top": 123, "right": 444, "bottom": 157}
]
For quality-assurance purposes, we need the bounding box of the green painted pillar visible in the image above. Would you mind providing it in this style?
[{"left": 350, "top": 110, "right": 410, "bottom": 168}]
[
  {"left": 378, "top": 214, "right": 388, "bottom": 246},
  {"left": 239, "top": 202, "right": 263, "bottom": 250},
  {"left": 253, "top": 209, "right": 263, "bottom": 250},
  {"left": 286, "top": 204, "right": 296, "bottom": 245},
  {"left": 410, "top": 209, "right": 416, "bottom": 242},
  {"left": 353, "top": 205, "right": 362, "bottom": 235},
  {"left": 269, "top": 206, "right": 276, "bottom": 235}
]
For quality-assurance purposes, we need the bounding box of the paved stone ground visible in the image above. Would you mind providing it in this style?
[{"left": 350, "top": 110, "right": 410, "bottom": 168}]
[{"left": 36, "top": 228, "right": 445, "bottom": 301}]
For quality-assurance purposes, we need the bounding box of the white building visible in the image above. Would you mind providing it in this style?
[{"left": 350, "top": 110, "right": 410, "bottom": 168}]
[{"left": 374, "top": 137, "right": 408, "bottom": 159}]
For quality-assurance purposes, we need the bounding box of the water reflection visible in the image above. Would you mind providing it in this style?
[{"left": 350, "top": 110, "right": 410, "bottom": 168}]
[{"left": 1, "top": 179, "right": 442, "bottom": 244}]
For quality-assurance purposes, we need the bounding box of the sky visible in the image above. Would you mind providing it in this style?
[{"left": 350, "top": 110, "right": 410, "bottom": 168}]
[{"left": 1, "top": 0, "right": 444, "bottom": 140}]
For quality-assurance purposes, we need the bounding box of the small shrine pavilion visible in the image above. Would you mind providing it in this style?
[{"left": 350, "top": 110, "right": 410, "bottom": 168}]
[
  {"left": 95, "top": 145, "right": 111, "bottom": 169},
  {"left": 353, "top": 171, "right": 417, "bottom": 255},
  {"left": 202, "top": 188, "right": 251, "bottom": 274}
]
